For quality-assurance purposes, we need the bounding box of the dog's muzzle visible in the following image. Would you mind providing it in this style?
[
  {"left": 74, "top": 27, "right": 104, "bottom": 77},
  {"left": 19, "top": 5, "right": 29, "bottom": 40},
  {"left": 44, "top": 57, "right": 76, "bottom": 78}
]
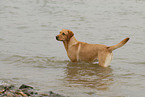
[{"left": 56, "top": 36, "right": 59, "bottom": 40}]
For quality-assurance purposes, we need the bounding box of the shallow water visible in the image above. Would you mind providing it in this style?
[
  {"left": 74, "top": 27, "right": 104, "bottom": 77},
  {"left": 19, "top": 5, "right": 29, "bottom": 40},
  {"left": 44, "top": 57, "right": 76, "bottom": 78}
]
[{"left": 0, "top": 0, "right": 145, "bottom": 97}]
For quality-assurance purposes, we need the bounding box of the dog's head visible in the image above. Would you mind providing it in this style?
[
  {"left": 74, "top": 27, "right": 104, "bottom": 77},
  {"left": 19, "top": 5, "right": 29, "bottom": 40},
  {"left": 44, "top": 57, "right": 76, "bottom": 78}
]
[{"left": 56, "top": 29, "right": 74, "bottom": 41}]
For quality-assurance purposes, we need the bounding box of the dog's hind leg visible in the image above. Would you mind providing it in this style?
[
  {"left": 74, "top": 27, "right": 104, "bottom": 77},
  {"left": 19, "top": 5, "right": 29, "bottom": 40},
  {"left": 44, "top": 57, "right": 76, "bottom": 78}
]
[
  {"left": 104, "top": 53, "right": 113, "bottom": 67},
  {"left": 98, "top": 52, "right": 113, "bottom": 67}
]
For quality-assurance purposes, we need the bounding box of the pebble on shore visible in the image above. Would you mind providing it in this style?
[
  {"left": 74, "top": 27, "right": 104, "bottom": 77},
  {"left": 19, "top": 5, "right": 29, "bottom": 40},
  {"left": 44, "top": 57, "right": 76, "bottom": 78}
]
[{"left": 0, "top": 84, "right": 66, "bottom": 97}]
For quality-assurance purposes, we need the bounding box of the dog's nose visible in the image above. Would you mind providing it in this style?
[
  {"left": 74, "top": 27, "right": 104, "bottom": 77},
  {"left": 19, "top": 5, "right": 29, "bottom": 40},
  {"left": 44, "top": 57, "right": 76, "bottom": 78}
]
[{"left": 56, "top": 36, "right": 59, "bottom": 40}]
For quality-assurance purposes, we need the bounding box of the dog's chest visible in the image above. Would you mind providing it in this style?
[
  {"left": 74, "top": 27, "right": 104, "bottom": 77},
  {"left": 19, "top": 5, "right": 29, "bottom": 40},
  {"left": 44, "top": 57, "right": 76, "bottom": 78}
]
[{"left": 67, "top": 45, "right": 79, "bottom": 62}]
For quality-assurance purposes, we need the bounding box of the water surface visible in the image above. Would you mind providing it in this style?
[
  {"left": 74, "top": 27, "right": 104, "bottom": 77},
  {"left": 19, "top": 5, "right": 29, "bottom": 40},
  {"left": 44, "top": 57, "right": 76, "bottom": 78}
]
[{"left": 0, "top": 0, "right": 145, "bottom": 97}]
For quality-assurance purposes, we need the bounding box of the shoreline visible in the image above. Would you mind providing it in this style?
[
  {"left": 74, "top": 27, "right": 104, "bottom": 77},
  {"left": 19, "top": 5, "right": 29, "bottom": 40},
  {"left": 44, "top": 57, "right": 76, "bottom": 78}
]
[{"left": 0, "top": 84, "right": 67, "bottom": 97}]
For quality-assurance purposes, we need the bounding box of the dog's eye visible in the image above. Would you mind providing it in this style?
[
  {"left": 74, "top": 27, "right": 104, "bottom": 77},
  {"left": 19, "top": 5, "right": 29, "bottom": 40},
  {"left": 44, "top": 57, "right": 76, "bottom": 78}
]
[{"left": 62, "top": 33, "right": 65, "bottom": 35}]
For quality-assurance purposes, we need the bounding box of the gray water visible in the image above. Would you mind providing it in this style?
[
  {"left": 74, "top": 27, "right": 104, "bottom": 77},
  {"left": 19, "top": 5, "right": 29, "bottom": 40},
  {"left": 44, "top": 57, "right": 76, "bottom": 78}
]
[{"left": 0, "top": 0, "right": 145, "bottom": 97}]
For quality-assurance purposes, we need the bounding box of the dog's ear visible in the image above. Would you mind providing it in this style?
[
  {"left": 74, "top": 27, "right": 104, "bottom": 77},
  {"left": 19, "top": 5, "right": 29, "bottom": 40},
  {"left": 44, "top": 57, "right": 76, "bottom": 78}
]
[{"left": 67, "top": 30, "right": 74, "bottom": 40}]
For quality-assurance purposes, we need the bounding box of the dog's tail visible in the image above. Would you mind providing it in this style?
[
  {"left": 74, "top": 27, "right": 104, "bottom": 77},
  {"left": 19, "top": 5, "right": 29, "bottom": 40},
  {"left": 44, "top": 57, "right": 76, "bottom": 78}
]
[{"left": 107, "top": 37, "right": 130, "bottom": 51}]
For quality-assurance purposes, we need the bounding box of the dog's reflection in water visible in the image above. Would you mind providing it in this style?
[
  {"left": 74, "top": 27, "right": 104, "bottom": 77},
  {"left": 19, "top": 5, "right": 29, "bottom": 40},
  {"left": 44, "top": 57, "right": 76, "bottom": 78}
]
[{"left": 65, "top": 62, "right": 113, "bottom": 90}]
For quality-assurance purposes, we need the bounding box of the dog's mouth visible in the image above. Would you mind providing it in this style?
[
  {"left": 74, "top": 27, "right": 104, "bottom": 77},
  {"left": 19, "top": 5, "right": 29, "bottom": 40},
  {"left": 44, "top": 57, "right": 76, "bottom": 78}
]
[{"left": 56, "top": 36, "right": 63, "bottom": 41}]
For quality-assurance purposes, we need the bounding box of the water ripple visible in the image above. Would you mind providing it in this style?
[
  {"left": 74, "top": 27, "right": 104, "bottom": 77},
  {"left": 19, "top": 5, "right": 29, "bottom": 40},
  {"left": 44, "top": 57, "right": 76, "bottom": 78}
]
[{"left": 1, "top": 54, "right": 69, "bottom": 68}]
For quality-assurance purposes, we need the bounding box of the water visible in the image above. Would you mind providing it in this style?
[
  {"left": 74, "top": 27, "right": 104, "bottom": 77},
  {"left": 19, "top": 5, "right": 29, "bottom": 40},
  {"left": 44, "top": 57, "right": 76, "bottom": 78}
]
[{"left": 0, "top": 0, "right": 145, "bottom": 97}]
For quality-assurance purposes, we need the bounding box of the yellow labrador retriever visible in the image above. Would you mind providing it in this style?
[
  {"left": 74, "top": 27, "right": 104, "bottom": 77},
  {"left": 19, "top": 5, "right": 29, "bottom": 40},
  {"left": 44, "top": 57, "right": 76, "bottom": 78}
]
[{"left": 56, "top": 29, "right": 129, "bottom": 67}]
